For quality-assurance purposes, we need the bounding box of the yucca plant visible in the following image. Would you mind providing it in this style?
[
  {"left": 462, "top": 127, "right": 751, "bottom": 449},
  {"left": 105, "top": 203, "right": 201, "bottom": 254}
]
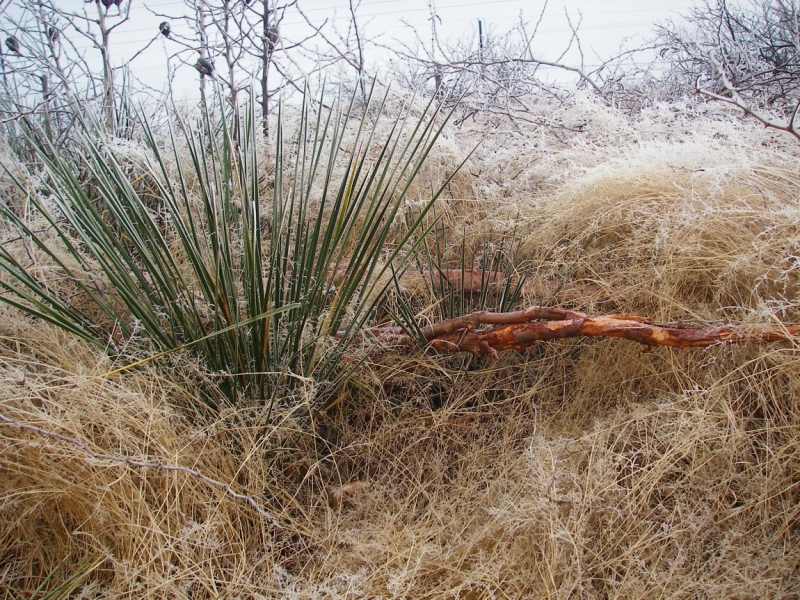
[{"left": 0, "top": 83, "right": 458, "bottom": 409}]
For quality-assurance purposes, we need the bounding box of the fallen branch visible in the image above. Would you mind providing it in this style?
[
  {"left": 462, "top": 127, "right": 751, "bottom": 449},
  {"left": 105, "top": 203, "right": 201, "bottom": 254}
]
[{"left": 357, "top": 308, "right": 800, "bottom": 358}]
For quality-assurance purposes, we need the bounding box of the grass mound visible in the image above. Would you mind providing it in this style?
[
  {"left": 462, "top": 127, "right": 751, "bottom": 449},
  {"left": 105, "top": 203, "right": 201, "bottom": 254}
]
[{"left": 1, "top": 99, "right": 799, "bottom": 597}]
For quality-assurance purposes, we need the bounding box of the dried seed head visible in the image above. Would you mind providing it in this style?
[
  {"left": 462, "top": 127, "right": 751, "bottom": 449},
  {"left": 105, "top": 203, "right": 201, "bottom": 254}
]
[
  {"left": 194, "top": 57, "right": 214, "bottom": 76},
  {"left": 5, "top": 35, "right": 20, "bottom": 54}
]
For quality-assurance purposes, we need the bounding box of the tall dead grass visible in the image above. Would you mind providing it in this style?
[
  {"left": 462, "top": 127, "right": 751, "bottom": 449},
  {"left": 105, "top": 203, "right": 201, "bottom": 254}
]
[{"left": 2, "top": 97, "right": 800, "bottom": 597}]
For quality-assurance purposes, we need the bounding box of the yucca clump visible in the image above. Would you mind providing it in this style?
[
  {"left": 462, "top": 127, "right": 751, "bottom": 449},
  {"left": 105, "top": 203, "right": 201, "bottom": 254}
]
[{"left": 0, "top": 84, "right": 457, "bottom": 410}]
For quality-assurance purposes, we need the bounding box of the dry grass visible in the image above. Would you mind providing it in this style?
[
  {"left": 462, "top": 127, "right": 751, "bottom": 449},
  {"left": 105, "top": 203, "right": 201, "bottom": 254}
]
[
  {"left": 2, "top": 98, "right": 800, "bottom": 598},
  {"left": 302, "top": 341, "right": 800, "bottom": 597}
]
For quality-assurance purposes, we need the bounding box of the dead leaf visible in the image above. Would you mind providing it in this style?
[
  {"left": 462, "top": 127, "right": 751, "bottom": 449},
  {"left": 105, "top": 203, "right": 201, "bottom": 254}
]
[{"left": 328, "top": 481, "right": 371, "bottom": 509}]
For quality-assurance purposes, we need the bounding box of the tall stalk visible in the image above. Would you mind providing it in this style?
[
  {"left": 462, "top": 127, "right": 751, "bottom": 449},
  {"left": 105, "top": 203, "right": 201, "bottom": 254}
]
[
  {"left": 95, "top": 0, "right": 114, "bottom": 135},
  {"left": 260, "top": 0, "right": 273, "bottom": 136}
]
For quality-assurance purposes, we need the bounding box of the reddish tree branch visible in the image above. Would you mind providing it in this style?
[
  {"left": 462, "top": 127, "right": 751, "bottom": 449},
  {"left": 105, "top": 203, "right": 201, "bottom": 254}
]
[{"left": 355, "top": 308, "right": 800, "bottom": 358}]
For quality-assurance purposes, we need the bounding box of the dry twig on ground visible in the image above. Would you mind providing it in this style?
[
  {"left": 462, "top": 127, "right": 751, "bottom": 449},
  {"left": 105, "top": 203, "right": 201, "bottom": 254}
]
[{"left": 0, "top": 410, "right": 283, "bottom": 530}]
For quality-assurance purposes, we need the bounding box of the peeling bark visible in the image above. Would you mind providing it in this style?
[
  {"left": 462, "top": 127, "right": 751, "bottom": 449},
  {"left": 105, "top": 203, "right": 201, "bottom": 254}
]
[{"left": 355, "top": 308, "right": 800, "bottom": 358}]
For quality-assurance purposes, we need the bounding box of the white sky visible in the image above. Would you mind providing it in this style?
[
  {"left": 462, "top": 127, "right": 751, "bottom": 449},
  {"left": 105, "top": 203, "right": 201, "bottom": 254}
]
[{"left": 6, "top": 0, "right": 699, "bottom": 98}]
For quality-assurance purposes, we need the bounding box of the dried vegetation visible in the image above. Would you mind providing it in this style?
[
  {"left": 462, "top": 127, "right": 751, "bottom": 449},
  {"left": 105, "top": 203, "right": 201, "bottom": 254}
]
[{"left": 2, "top": 97, "right": 800, "bottom": 597}]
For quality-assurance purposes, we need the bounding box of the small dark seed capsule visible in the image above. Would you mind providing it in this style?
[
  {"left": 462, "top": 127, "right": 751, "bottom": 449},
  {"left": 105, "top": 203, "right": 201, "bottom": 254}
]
[
  {"left": 194, "top": 57, "right": 214, "bottom": 76},
  {"left": 265, "top": 25, "right": 279, "bottom": 49},
  {"left": 5, "top": 35, "right": 21, "bottom": 54}
]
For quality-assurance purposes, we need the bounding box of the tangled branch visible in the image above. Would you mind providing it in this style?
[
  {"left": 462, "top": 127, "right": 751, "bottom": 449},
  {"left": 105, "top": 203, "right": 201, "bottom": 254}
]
[{"left": 0, "top": 411, "right": 283, "bottom": 530}]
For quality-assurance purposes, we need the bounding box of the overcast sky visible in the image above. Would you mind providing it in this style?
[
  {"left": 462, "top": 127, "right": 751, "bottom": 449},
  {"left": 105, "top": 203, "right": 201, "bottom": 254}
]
[{"left": 8, "top": 0, "right": 700, "bottom": 97}]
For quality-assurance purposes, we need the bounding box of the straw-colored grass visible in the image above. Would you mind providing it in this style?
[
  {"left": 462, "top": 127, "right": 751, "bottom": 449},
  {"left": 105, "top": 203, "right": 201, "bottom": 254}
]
[{"left": 2, "top": 97, "right": 800, "bottom": 597}]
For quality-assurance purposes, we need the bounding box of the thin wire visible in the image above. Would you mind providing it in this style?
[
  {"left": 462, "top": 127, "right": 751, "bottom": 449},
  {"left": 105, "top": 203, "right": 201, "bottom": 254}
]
[
  {"left": 71, "top": 3, "right": 690, "bottom": 37},
  {"left": 64, "top": 18, "right": 670, "bottom": 52},
  {"left": 139, "top": 0, "right": 689, "bottom": 18}
]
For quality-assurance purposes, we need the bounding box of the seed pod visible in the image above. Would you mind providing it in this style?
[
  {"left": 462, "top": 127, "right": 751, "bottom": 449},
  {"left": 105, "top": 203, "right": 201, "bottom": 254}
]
[
  {"left": 159, "top": 22, "right": 171, "bottom": 37},
  {"left": 101, "top": 0, "right": 114, "bottom": 8},
  {"left": 265, "top": 25, "right": 279, "bottom": 50},
  {"left": 194, "top": 57, "right": 214, "bottom": 76},
  {"left": 5, "top": 35, "right": 20, "bottom": 55}
]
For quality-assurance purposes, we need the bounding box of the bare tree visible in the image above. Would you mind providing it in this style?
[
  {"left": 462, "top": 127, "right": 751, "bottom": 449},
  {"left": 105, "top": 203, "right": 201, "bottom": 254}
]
[
  {"left": 55, "top": 0, "right": 136, "bottom": 133},
  {"left": 1, "top": 2, "right": 88, "bottom": 144},
  {"left": 255, "top": 0, "right": 280, "bottom": 133},
  {"left": 298, "top": 0, "right": 372, "bottom": 105},
  {"left": 657, "top": 0, "right": 800, "bottom": 139},
  {"left": 156, "top": 0, "right": 330, "bottom": 135},
  {"left": 210, "top": 0, "right": 245, "bottom": 111},
  {"left": 0, "top": 0, "right": 165, "bottom": 139},
  {"left": 378, "top": 2, "right": 655, "bottom": 129}
]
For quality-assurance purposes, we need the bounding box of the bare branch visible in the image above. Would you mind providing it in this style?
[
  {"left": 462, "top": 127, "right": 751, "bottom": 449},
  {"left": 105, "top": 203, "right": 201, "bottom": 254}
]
[
  {"left": 657, "top": 0, "right": 800, "bottom": 139},
  {"left": 0, "top": 410, "right": 284, "bottom": 530},
  {"left": 349, "top": 308, "right": 800, "bottom": 358}
]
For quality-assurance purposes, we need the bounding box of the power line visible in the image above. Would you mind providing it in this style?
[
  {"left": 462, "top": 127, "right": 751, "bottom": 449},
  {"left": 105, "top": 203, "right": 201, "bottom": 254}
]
[
  {"left": 139, "top": 0, "right": 689, "bottom": 18},
  {"left": 128, "top": 57, "right": 674, "bottom": 74},
  {"left": 6, "top": 0, "right": 690, "bottom": 52},
  {"left": 106, "top": 1, "right": 690, "bottom": 34},
  {"left": 65, "top": 17, "right": 668, "bottom": 52}
]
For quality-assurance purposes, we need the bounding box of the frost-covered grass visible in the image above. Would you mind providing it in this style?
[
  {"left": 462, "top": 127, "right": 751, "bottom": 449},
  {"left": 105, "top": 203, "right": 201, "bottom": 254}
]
[{"left": 1, "top": 95, "right": 799, "bottom": 598}]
